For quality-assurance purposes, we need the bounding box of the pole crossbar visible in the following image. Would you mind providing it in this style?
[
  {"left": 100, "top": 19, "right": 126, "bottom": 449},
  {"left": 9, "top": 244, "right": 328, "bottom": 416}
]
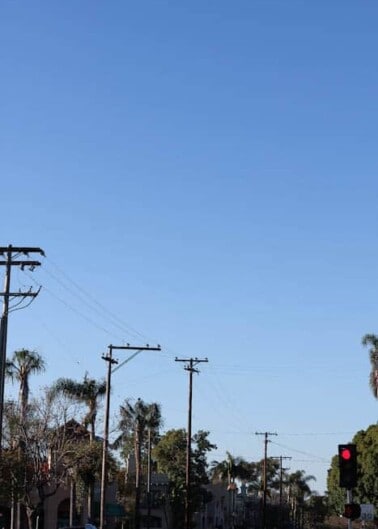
[
  {"left": 175, "top": 356, "right": 208, "bottom": 529},
  {"left": 100, "top": 343, "right": 161, "bottom": 529},
  {"left": 0, "top": 244, "right": 44, "bottom": 448}
]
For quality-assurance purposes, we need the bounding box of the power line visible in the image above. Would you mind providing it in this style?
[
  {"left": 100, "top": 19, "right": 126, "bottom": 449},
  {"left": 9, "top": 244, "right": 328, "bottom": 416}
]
[
  {"left": 270, "top": 440, "right": 330, "bottom": 463},
  {"left": 45, "top": 257, "right": 168, "bottom": 345},
  {"left": 23, "top": 269, "right": 127, "bottom": 340},
  {"left": 25, "top": 261, "right": 179, "bottom": 360}
]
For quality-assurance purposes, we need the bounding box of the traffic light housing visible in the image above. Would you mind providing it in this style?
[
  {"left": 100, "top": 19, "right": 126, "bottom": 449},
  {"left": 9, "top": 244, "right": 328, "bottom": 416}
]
[
  {"left": 338, "top": 444, "right": 357, "bottom": 488},
  {"left": 343, "top": 503, "right": 361, "bottom": 520}
]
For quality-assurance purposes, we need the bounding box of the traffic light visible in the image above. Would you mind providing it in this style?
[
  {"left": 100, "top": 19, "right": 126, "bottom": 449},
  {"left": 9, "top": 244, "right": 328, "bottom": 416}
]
[
  {"left": 343, "top": 503, "right": 361, "bottom": 520},
  {"left": 338, "top": 444, "right": 357, "bottom": 488}
]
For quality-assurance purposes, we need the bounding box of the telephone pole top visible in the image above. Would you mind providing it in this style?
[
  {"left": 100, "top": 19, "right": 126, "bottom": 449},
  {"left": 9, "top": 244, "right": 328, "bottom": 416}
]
[
  {"left": 0, "top": 244, "right": 44, "bottom": 448},
  {"left": 175, "top": 356, "right": 208, "bottom": 529},
  {"left": 100, "top": 343, "right": 161, "bottom": 529},
  {"left": 255, "top": 431, "right": 278, "bottom": 529}
]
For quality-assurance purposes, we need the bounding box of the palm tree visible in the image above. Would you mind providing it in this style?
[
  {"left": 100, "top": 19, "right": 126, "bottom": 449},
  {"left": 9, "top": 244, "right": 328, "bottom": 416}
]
[
  {"left": 362, "top": 334, "right": 378, "bottom": 398},
  {"left": 115, "top": 398, "right": 162, "bottom": 529},
  {"left": 6, "top": 348, "right": 46, "bottom": 422},
  {"left": 5, "top": 349, "right": 46, "bottom": 529},
  {"left": 49, "top": 374, "right": 106, "bottom": 518},
  {"left": 210, "top": 452, "right": 253, "bottom": 529},
  {"left": 287, "top": 469, "right": 315, "bottom": 500},
  {"left": 210, "top": 451, "right": 251, "bottom": 484},
  {"left": 49, "top": 374, "right": 106, "bottom": 441},
  {"left": 286, "top": 469, "right": 315, "bottom": 527}
]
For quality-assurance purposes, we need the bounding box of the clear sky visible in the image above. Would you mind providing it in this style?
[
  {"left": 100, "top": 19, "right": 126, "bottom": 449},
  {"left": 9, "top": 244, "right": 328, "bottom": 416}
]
[{"left": 2, "top": 0, "right": 378, "bottom": 495}]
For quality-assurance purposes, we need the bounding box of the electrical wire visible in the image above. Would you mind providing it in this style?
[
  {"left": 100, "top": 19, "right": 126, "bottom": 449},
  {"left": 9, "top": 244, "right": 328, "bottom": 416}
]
[
  {"left": 22, "top": 270, "right": 125, "bottom": 340},
  {"left": 40, "top": 258, "right": 179, "bottom": 361},
  {"left": 44, "top": 257, "right": 160, "bottom": 343},
  {"left": 270, "top": 440, "right": 330, "bottom": 463}
]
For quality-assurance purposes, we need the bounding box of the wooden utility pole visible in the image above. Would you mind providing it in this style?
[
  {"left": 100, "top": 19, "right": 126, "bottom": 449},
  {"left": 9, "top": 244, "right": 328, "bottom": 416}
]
[
  {"left": 175, "top": 356, "right": 208, "bottom": 529},
  {"left": 272, "top": 455, "right": 291, "bottom": 524},
  {"left": 100, "top": 343, "right": 161, "bottom": 529},
  {"left": 146, "top": 427, "right": 152, "bottom": 529},
  {"left": 255, "top": 431, "right": 277, "bottom": 529},
  {"left": 0, "top": 245, "right": 44, "bottom": 448}
]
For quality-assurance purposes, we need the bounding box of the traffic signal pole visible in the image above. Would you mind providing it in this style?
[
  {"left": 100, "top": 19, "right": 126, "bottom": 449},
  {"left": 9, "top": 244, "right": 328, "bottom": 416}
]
[
  {"left": 338, "top": 444, "right": 360, "bottom": 524},
  {"left": 347, "top": 490, "right": 352, "bottom": 529}
]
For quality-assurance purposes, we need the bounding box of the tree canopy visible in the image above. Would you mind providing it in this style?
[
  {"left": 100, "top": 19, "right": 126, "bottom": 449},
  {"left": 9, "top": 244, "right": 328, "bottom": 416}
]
[
  {"left": 153, "top": 428, "right": 216, "bottom": 528},
  {"left": 327, "top": 424, "right": 378, "bottom": 514}
]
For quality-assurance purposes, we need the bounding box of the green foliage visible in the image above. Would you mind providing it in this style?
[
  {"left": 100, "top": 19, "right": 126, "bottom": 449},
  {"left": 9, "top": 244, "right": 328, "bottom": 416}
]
[
  {"left": 286, "top": 469, "right": 316, "bottom": 501},
  {"left": 1, "top": 393, "right": 82, "bottom": 528},
  {"left": 327, "top": 454, "right": 345, "bottom": 514},
  {"left": 71, "top": 438, "right": 119, "bottom": 512},
  {"left": 48, "top": 374, "right": 106, "bottom": 438},
  {"left": 327, "top": 424, "right": 378, "bottom": 513},
  {"left": 72, "top": 440, "right": 104, "bottom": 486},
  {"left": 153, "top": 428, "right": 216, "bottom": 528},
  {"left": 114, "top": 398, "right": 162, "bottom": 460},
  {"left": 115, "top": 398, "right": 163, "bottom": 529},
  {"left": 192, "top": 430, "right": 217, "bottom": 485},
  {"left": 354, "top": 425, "right": 378, "bottom": 507},
  {"left": 362, "top": 334, "right": 378, "bottom": 398},
  {"left": 210, "top": 451, "right": 258, "bottom": 486},
  {"left": 0, "top": 447, "right": 27, "bottom": 503},
  {"left": 153, "top": 429, "right": 186, "bottom": 489},
  {"left": 306, "top": 495, "right": 329, "bottom": 523},
  {"left": 6, "top": 349, "right": 46, "bottom": 421}
]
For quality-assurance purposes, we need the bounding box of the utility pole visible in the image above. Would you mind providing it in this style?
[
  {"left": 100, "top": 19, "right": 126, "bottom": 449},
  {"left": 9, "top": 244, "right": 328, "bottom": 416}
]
[
  {"left": 175, "top": 356, "right": 208, "bottom": 529},
  {"left": 272, "top": 455, "right": 291, "bottom": 524},
  {"left": 0, "top": 245, "right": 44, "bottom": 448},
  {"left": 255, "top": 431, "right": 277, "bottom": 529},
  {"left": 146, "top": 427, "right": 152, "bottom": 529},
  {"left": 100, "top": 343, "right": 161, "bottom": 529}
]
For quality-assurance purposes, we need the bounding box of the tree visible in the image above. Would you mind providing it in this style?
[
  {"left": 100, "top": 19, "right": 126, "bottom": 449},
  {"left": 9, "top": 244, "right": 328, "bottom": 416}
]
[
  {"left": 210, "top": 451, "right": 251, "bottom": 484},
  {"left": 305, "top": 495, "right": 329, "bottom": 527},
  {"left": 114, "top": 398, "right": 162, "bottom": 529},
  {"left": 362, "top": 334, "right": 378, "bottom": 398},
  {"left": 6, "top": 349, "right": 46, "bottom": 422},
  {"left": 153, "top": 428, "right": 216, "bottom": 528},
  {"left": 210, "top": 451, "right": 257, "bottom": 497},
  {"left": 286, "top": 470, "right": 315, "bottom": 502},
  {"left": 327, "top": 424, "right": 378, "bottom": 513},
  {"left": 2, "top": 390, "right": 83, "bottom": 529},
  {"left": 49, "top": 374, "right": 106, "bottom": 441},
  {"left": 210, "top": 454, "right": 276, "bottom": 495},
  {"left": 353, "top": 424, "right": 378, "bottom": 507},
  {"left": 72, "top": 434, "right": 119, "bottom": 521},
  {"left": 285, "top": 470, "right": 315, "bottom": 529},
  {"left": 5, "top": 349, "right": 46, "bottom": 529},
  {"left": 49, "top": 374, "right": 107, "bottom": 518},
  {"left": 210, "top": 452, "right": 253, "bottom": 528},
  {"left": 0, "top": 401, "right": 26, "bottom": 506},
  {"left": 327, "top": 454, "right": 345, "bottom": 515}
]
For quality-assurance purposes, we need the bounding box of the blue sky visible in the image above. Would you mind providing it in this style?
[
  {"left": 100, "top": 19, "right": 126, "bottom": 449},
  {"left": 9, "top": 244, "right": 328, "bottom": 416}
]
[{"left": 2, "top": 0, "right": 378, "bottom": 494}]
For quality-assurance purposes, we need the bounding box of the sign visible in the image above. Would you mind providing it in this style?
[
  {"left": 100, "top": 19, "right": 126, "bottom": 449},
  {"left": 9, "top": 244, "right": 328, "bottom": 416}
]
[{"left": 360, "top": 504, "right": 374, "bottom": 521}]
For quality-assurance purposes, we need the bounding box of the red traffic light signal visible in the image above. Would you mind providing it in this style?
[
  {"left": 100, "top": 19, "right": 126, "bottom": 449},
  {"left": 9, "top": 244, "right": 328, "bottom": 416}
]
[
  {"left": 338, "top": 444, "right": 357, "bottom": 488},
  {"left": 340, "top": 447, "right": 352, "bottom": 460},
  {"left": 343, "top": 503, "right": 361, "bottom": 520}
]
